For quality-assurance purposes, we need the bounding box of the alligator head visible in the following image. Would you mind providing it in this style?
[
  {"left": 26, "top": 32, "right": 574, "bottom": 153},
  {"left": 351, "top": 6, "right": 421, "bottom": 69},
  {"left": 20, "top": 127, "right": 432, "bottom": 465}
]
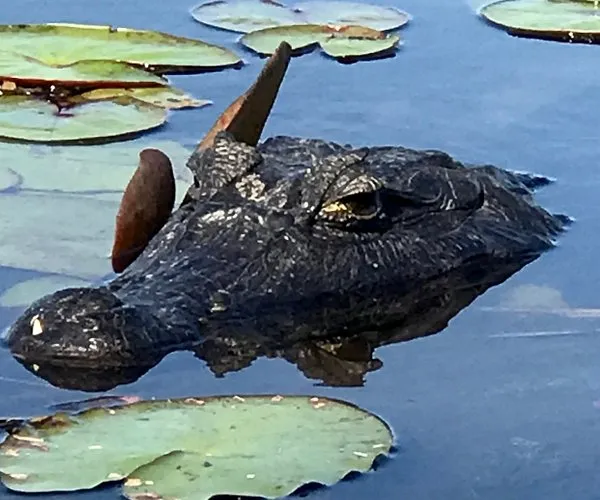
[{"left": 3, "top": 43, "right": 569, "bottom": 388}]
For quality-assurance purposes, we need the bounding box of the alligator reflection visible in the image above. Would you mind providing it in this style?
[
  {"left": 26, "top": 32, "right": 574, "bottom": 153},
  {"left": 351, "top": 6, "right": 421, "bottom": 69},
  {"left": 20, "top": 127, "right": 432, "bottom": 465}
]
[{"left": 11, "top": 255, "right": 532, "bottom": 392}]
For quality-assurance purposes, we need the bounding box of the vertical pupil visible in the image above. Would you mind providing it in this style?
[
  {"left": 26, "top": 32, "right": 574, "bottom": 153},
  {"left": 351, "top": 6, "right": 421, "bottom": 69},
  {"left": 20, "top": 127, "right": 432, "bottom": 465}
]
[{"left": 347, "top": 192, "right": 377, "bottom": 216}]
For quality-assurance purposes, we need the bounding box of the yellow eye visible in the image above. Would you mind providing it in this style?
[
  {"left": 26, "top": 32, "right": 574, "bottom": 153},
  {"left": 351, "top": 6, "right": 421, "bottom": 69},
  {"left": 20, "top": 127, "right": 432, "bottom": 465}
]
[
  {"left": 320, "top": 192, "right": 381, "bottom": 221},
  {"left": 321, "top": 201, "right": 352, "bottom": 215}
]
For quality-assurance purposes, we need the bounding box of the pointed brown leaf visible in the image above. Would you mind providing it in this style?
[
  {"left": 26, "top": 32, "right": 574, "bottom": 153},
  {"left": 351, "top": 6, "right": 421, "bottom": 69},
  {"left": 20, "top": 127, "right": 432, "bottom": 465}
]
[
  {"left": 197, "top": 41, "right": 292, "bottom": 151},
  {"left": 111, "top": 148, "right": 175, "bottom": 273}
]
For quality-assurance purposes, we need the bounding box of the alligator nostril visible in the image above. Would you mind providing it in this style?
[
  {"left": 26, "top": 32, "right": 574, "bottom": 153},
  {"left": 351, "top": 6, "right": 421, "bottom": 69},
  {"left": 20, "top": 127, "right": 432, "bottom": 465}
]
[
  {"left": 266, "top": 211, "right": 294, "bottom": 233},
  {"left": 30, "top": 315, "right": 44, "bottom": 336}
]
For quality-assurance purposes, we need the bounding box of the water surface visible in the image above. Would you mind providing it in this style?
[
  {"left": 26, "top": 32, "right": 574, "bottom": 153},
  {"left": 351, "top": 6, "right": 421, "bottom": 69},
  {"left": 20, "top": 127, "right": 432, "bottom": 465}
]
[{"left": 1, "top": 0, "right": 599, "bottom": 498}]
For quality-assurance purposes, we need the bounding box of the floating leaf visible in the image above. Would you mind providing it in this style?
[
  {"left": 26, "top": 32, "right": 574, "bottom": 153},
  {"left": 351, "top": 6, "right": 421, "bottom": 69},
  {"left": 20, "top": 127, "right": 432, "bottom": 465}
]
[
  {"left": 0, "top": 23, "right": 241, "bottom": 72},
  {"left": 190, "top": 0, "right": 410, "bottom": 33},
  {"left": 0, "top": 140, "right": 193, "bottom": 193},
  {"left": 479, "top": 0, "right": 600, "bottom": 43},
  {"left": 0, "top": 167, "right": 18, "bottom": 192},
  {"left": 0, "top": 95, "right": 166, "bottom": 144},
  {"left": 241, "top": 24, "right": 401, "bottom": 59},
  {"left": 0, "top": 395, "right": 393, "bottom": 499},
  {"left": 294, "top": 1, "right": 411, "bottom": 31},
  {"left": 0, "top": 52, "right": 166, "bottom": 89},
  {"left": 77, "top": 87, "right": 211, "bottom": 109},
  {"left": 0, "top": 275, "right": 91, "bottom": 308},
  {"left": 320, "top": 27, "right": 400, "bottom": 58},
  {"left": 111, "top": 149, "right": 176, "bottom": 273},
  {"left": 0, "top": 192, "right": 117, "bottom": 278},
  {"left": 190, "top": 0, "right": 300, "bottom": 32}
]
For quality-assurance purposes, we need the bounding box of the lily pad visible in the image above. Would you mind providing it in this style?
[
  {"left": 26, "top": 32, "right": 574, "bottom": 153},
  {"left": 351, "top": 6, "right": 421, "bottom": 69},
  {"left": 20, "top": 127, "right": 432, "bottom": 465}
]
[
  {"left": 0, "top": 140, "right": 193, "bottom": 193},
  {"left": 0, "top": 192, "right": 117, "bottom": 279},
  {"left": 191, "top": 0, "right": 299, "bottom": 32},
  {"left": 479, "top": 0, "right": 600, "bottom": 43},
  {"left": 0, "top": 52, "right": 166, "bottom": 89},
  {"left": 0, "top": 167, "right": 18, "bottom": 192},
  {"left": 0, "top": 95, "right": 166, "bottom": 145},
  {"left": 77, "top": 87, "right": 212, "bottom": 110},
  {"left": 0, "top": 395, "right": 393, "bottom": 499},
  {"left": 0, "top": 23, "right": 241, "bottom": 72},
  {"left": 241, "top": 24, "right": 401, "bottom": 59},
  {"left": 294, "top": 1, "right": 411, "bottom": 31},
  {"left": 0, "top": 275, "right": 91, "bottom": 308},
  {"left": 190, "top": 0, "right": 410, "bottom": 33}
]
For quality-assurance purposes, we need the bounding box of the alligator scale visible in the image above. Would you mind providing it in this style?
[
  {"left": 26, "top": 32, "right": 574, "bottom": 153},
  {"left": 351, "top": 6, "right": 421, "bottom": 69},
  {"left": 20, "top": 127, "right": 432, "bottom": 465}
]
[{"left": 4, "top": 43, "right": 567, "bottom": 387}]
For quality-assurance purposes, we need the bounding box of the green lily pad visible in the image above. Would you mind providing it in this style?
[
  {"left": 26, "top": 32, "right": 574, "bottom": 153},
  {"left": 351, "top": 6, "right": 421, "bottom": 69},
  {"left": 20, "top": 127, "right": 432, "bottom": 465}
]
[
  {"left": 0, "top": 395, "right": 393, "bottom": 499},
  {"left": 479, "top": 0, "right": 600, "bottom": 42},
  {"left": 191, "top": 0, "right": 299, "bottom": 32},
  {"left": 0, "top": 275, "right": 91, "bottom": 308},
  {"left": 0, "top": 191, "right": 116, "bottom": 279},
  {"left": 294, "top": 1, "right": 411, "bottom": 31},
  {"left": 0, "top": 95, "right": 166, "bottom": 145},
  {"left": 0, "top": 167, "right": 18, "bottom": 192},
  {"left": 190, "top": 0, "right": 410, "bottom": 33},
  {"left": 241, "top": 24, "right": 401, "bottom": 59},
  {"left": 77, "top": 86, "right": 212, "bottom": 110},
  {"left": 0, "top": 52, "right": 166, "bottom": 89},
  {"left": 0, "top": 140, "right": 193, "bottom": 193},
  {"left": 0, "top": 23, "right": 241, "bottom": 72}
]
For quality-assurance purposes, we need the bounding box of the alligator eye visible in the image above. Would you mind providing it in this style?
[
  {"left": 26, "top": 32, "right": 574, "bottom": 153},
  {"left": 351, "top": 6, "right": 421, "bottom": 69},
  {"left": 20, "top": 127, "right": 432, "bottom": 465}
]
[
  {"left": 344, "top": 192, "right": 380, "bottom": 218},
  {"left": 320, "top": 191, "right": 381, "bottom": 221}
]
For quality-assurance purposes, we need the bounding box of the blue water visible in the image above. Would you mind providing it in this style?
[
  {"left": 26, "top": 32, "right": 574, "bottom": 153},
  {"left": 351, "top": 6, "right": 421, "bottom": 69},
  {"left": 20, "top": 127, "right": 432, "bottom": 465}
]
[{"left": 1, "top": 0, "right": 600, "bottom": 498}]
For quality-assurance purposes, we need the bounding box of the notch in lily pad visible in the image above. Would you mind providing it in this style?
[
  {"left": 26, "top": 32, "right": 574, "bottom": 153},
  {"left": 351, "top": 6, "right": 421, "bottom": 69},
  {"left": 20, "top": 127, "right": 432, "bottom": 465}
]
[
  {"left": 241, "top": 24, "right": 401, "bottom": 60},
  {"left": 0, "top": 395, "right": 394, "bottom": 499},
  {"left": 479, "top": 0, "right": 600, "bottom": 44}
]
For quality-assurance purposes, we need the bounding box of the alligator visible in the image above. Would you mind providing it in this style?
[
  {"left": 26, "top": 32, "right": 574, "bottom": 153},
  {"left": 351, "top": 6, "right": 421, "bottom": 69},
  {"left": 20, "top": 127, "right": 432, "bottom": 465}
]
[{"left": 3, "top": 43, "right": 568, "bottom": 389}]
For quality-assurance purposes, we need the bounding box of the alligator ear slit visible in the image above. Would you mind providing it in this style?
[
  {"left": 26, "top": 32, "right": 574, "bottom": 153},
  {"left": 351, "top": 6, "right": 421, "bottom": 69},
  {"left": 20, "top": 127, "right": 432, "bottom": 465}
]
[{"left": 111, "top": 148, "right": 175, "bottom": 274}]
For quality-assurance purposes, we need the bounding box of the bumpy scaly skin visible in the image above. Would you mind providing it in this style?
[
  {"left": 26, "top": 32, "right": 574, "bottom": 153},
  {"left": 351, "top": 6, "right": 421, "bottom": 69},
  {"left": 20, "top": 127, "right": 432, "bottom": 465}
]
[{"left": 5, "top": 132, "right": 566, "bottom": 367}]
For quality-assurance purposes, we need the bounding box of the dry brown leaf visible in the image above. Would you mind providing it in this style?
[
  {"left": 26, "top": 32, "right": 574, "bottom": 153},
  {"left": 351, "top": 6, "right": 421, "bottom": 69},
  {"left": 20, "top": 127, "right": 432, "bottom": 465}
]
[{"left": 197, "top": 40, "right": 292, "bottom": 151}]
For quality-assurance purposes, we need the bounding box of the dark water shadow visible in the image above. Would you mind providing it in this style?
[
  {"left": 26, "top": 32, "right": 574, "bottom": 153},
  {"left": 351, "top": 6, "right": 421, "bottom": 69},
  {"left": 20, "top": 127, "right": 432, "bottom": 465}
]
[{"left": 8, "top": 253, "right": 543, "bottom": 392}]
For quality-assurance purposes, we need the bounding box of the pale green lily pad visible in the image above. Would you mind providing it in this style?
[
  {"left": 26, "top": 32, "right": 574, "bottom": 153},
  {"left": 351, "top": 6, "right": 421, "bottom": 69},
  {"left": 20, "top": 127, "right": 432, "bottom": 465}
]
[
  {"left": 191, "top": 0, "right": 299, "bottom": 32},
  {"left": 295, "top": 1, "right": 411, "bottom": 31},
  {"left": 0, "top": 396, "right": 393, "bottom": 499},
  {"left": 0, "top": 167, "right": 18, "bottom": 192},
  {"left": 321, "top": 32, "right": 400, "bottom": 57},
  {"left": 0, "top": 23, "right": 241, "bottom": 72},
  {"left": 0, "top": 52, "right": 166, "bottom": 88},
  {"left": 0, "top": 192, "right": 116, "bottom": 279},
  {"left": 77, "top": 86, "right": 212, "bottom": 110},
  {"left": 190, "top": 0, "right": 410, "bottom": 33},
  {"left": 479, "top": 0, "right": 600, "bottom": 42},
  {"left": 0, "top": 140, "right": 193, "bottom": 193},
  {"left": 0, "top": 95, "right": 166, "bottom": 144},
  {"left": 241, "top": 24, "right": 401, "bottom": 59},
  {"left": 0, "top": 275, "right": 91, "bottom": 308}
]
